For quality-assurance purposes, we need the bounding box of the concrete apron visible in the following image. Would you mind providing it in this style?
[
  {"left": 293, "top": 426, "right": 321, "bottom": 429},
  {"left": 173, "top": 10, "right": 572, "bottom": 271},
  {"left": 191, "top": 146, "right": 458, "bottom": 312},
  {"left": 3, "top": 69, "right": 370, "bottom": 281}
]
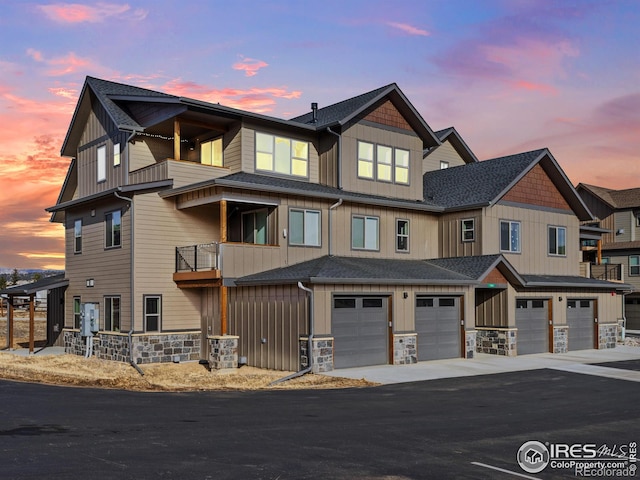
[{"left": 324, "top": 345, "right": 640, "bottom": 385}]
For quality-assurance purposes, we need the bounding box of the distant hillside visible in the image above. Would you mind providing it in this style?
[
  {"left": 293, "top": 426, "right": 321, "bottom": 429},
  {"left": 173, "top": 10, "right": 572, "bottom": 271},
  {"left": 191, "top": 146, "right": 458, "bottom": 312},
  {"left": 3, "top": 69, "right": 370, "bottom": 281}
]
[{"left": 0, "top": 269, "right": 64, "bottom": 282}]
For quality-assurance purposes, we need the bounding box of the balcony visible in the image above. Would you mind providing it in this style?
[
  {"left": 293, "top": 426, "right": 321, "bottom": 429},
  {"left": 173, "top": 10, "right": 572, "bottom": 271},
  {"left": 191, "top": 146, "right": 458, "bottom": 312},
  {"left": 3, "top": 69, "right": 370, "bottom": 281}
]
[
  {"left": 173, "top": 243, "right": 221, "bottom": 288},
  {"left": 582, "top": 263, "right": 624, "bottom": 283}
]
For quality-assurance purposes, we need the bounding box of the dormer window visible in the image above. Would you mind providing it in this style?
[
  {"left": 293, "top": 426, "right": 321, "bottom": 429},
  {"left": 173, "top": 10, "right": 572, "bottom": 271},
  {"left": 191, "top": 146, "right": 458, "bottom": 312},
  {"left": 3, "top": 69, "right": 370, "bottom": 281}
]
[
  {"left": 255, "top": 132, "right": 308, "bottom": 178},
  {"left": 357, "top": 141, "right": 410, "bottom": 185}
]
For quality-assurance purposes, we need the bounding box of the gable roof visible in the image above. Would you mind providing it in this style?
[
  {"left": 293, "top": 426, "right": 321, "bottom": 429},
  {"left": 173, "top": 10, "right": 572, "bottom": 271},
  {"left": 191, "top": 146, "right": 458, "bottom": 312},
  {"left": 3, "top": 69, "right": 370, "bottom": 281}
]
[
  {"left": 428, "top": 127, "right": 479, "bottom": 164},
  {"left": 577, "top": 183, "right": 640, "bottom": 210},
  {"left": 0, "top": 274, "right": 68, "bottom": 296},
  {"left": 423, "top": 148, "right": 593, "bottom": 220}
]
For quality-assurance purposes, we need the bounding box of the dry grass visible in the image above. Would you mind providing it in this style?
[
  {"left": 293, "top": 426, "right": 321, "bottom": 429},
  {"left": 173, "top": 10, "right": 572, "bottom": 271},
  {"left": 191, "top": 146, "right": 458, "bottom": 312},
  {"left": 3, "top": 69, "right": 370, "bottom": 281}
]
[{"left": 0, "top": 313, "right": 375, "bottom": 391}]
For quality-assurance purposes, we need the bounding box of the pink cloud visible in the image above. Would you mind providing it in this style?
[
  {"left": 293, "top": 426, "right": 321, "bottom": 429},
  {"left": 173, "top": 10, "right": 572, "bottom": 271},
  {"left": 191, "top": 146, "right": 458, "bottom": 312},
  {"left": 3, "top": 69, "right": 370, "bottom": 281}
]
[
  {"left": 26, "top": 49, "right": 111, "bottom": 77},
  {"left": 38, "top": 2, "right": 148, "bottom": 23},
  {"left": 387, "top": 22, "right": 430, "bottom": 37},
  {"left": 512, "top": 80, "right": 557, "bottom": 95},
  {"left": 232, "top": 57, "right": 269, "bottom": 77}
]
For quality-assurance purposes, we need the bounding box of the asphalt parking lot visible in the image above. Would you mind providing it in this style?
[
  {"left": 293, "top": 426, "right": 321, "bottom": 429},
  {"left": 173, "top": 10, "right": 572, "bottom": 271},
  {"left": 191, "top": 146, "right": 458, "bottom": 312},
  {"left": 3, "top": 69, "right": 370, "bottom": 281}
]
[{"left": 1, "top": 364, "right": 639, "bottom": 479}]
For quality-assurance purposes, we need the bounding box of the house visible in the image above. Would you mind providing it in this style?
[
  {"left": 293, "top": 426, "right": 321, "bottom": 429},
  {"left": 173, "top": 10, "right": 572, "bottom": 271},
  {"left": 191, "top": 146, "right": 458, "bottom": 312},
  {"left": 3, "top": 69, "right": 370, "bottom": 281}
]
[
  {"left": 577, "top": 184, "right": 640, "bottom": 331},
  {"left": 46, "top": 76, "right": 630, "bottom": 371}
]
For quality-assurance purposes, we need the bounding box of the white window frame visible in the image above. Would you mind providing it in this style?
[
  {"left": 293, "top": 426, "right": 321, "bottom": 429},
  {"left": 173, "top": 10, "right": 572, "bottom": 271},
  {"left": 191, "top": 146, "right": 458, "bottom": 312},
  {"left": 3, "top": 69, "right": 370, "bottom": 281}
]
[
  {"left": 396, "top": 218, "right": 409, "bottom": 253},
  {"left": 105, "top": 210, "right": 122, "bottom": 248},
  {"left": 548, "top": 225, "right": 567, "bottom": 256},
  {"left": 352, "top": 215, "right": 379, "bottom": 251},
  {"left": 630, "top": 255, "right": 640, "bottom": 276},
  {"left": 104, "top": 296, "right": 121, "bottom": 332},
  {"left": 289, "top": 208, "right": 321, "bottom": 247},
  {"left": 461, "top": 219, "right": 475, "bottom": 242},
  {"left": 255, "top": 132, "right": 308, "bottom": 178},
  {"left": 357, "top": 140, "right": 410, "bottom": 185},
  {"left": 74, "top": 219, "right": 82, "bottom": 253},
  {"left": 500, "top": 220, "right": 521, "bottom": 253},
  {"left": 97, "top": 145, "right": 106, "bottom": 182},
  {"left": 144, "top": 295, "right": 162, "bottom": 332},
  {"left": 113, "top": 143, "right": 121, "bottom": 167}
]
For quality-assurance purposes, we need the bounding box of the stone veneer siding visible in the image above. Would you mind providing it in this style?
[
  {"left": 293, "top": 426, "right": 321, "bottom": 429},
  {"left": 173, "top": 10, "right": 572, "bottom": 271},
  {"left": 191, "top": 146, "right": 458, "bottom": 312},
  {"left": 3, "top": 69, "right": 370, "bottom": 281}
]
[
  {"left": 63, "top": 329, "right": 201, "bottom": 364},
  {"left": 465, "top": 330, "right": 476, "bottom": 359},
  {"left": 476, "top": 328, "right": 517, "bottom": 356},
  {"left": 300, "top": 336, "right": 334, "bottom": 373},
  {"left": 208, "top": 335, "right": 238, "bottom": 370},
  {"left": 553, "top": 326, "right": 568, "bottom": 354},
  {"left": 598, "top": 323, "right": 618, "bottom": 350},
  {"left": 393, "top": 333, "right": 417, "bottom": 365}
]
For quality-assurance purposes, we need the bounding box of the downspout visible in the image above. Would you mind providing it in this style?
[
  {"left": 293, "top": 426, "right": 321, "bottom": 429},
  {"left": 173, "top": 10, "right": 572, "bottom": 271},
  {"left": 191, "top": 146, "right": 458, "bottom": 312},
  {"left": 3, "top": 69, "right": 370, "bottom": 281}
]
[
  {"left": 326, "top": 127, "right": 342, "bottom": 190},
  {"left": 269, "top": 281, "right": 314, "bottom": 385},
  {"left": 328, "top": 199, "right": 343, "bottom": 257},
  {"left": 114, "top": 190, "right": 144, "bottom": 376}
]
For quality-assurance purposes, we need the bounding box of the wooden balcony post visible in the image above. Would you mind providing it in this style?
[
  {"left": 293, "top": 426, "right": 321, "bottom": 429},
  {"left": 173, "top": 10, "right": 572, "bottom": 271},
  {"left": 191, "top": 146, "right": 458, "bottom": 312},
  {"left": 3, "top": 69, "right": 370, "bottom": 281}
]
[
  {"left": 220, "top": 200, "right": 227, "bottom": 243},
  {"left": 8, "top": 295, "right": 14, "bottom": 350},
  {"left": 174, "top": 119, "right": 181, "bottom": 161},
  {"left": 220, "top": 286, "right": 228, "bottom": 335},
  {"left": 597, "top": 239, "right": 602, "bottom": 265},
  {"left": 29, "top": 294, "right": 35, "bottom": 354}
]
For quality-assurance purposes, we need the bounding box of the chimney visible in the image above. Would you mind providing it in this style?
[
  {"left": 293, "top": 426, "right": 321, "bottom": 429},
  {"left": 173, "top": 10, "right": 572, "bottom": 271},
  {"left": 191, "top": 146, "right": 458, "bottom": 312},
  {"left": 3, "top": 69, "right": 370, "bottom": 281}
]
[{"left": 311, "top": 102, "right": 318, "bottom": 123}]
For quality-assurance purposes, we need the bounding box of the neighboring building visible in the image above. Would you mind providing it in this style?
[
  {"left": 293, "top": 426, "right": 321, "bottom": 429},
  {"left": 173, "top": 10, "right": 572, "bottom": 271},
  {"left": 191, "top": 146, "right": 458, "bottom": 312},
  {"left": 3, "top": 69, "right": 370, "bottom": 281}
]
[
  {"left": 46, "top": 77, "right": 630, "bottom": 371},
  {"left": 577, "top": 184, "right": 640, "bottom": 331}
]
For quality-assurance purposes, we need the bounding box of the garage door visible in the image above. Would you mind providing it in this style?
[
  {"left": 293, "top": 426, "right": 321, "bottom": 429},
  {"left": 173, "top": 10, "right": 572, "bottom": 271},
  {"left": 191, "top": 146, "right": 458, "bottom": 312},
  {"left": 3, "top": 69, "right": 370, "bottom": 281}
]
[
  {"left": 415, "top": 297, "right": 461, "bottom": 361},
  {"left": 516, "top": 299, "right": 549, "bottom": 355},
  {"left": 567, "top": 299, "right": 595, "bottom": 351},
  {"left": 332, "top": 296, "right": 388, "bottom": 368}
]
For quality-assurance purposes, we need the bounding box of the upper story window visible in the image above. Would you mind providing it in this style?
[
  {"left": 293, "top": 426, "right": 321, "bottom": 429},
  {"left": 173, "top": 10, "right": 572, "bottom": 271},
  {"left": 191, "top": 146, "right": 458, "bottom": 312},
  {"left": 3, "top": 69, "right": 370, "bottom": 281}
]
[
  {"left": 201, "top": 137, "right": 223, "bottom": 166},
  {"left": 242, "top": 209, "right": 268, "bottom": 245},
  {"left": 630, "top": 255, "right": 640, "bottom": 276},
  {"left": 548, "top": 226, "right": 567, "bottom": 256},
  {"left": 352, "top": 215, "right": 379, "bottom": 251},
  {"left": 97, "top": 145, "right": 106, "bottom": 182},
  {"left": 255, "top": 132, "right": 308, "bottom": 178},
  {"left": 74, "top": 219, "right": 82, "bottom": 253},
  {"left": 500, "top": 220, "right": 520, "bottom": 253},
  {"left": 105, "top": 210, "right": 121, "bottom": 248},
  {"left": 440, "top": 161, "right": 449, "bottom": 169},
  {"left": 113, "top": 143, "right": 121, "bottom": 167},
  {"left": 462, "top": 219, "right": 475, "bottom": 242},
  {"left": 289, "top": 209, "right": 321, "bottom": 247},
  {"left": 357, "top": 141, "right": 410, "bottom": 185},
  {"left": 396, "top": 219, "right": 409, "bottom": 252}
]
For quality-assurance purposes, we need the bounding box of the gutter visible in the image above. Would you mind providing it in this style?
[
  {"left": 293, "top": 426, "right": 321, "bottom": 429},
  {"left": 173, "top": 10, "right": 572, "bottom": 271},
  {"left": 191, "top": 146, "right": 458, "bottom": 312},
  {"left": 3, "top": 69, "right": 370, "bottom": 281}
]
[{"left": 269, "top": 281, "right": 314, "bottom": 385}]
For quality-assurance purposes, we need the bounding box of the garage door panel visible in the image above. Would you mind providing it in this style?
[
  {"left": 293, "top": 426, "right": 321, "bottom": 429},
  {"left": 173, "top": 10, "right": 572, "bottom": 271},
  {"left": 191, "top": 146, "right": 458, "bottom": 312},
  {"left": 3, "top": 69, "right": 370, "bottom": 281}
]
[
  {"left": 416, "top": 297, "right": 460, "bottom": 361},
  {"left": 567, "top": 300, "right": 594, "bottom": 351},
  {"left": 516, "top": 299, "right": 548, "bottom": 355}
]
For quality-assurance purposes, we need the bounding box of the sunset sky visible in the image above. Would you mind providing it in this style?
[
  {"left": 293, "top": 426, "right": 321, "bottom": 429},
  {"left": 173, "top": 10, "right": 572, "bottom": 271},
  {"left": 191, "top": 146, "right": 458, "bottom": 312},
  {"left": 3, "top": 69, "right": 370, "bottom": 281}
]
[{"left": 0, "top": 0, "right": 639, "bottom": 270}]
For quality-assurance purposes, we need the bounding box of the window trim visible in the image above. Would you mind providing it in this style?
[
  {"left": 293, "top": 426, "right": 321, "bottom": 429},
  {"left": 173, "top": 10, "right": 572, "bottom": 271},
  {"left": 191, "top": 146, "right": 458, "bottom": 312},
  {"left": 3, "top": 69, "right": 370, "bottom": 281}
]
[
  {"left": 395, "top": 218, "right": 409, "bottom": 253},
  {"left": 113, "top": 143, "right": 121, "bottom": 167},
  {"left": 104, "top": 296, "right": 121, "bottom": 332},
  {"left": 143, "top": 295, "right": 162, "bottom": 332},
  {"left": 97, "top": 145, "right": 106, "bottom": 182},
  {"left": 500, "top": 220, "right": 521, "bottom": 253},
  {"left": 351, "top": 214, "right": 380, "bottom": 251},
  {"left": 630, "top": 255, "right": 640, "bottom": 276},
  {"left": 288, "top": 208, "right": 321, "bottom": 247},
  {"left": 74, "top": 219, "right": 82, "bottom": 253},
  {"left": 461, "top": 218, "right": 475, "bottom": 242},
  {"left": 548, "top": 225, "right": 567, "bottom": 257},
  {"left": 105, "top": 209, "right": 122, "bottom": 249},
  {"left": 357, "top": 140, "right": 410, "bottom": 185},
  {"left": 255, "top": 131, "right": 309, "bottom": 179}
]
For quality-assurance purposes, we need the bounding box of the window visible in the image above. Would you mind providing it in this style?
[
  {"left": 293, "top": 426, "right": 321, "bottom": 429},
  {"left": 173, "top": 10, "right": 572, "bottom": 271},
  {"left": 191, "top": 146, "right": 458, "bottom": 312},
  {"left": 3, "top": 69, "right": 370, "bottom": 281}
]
[
  {"left": 416, "top": 298, "right": 434, "bottom": 307},
  {"left": 500, "top": 220, "right": 520, "bottom": 253},
  {"left": 630, "top": 256, "right": 640, "bottom": 276},
  {"left": 440, "top": 161, "right": 449, "bottom": 169},
  {"left": 334, "top": 298, "right": 356, "bottom": 309},
  {"left": 357, "top": 141, "right": 410, "bottom": 184},
  {"left": 201, "top": 137, "right": 223, "bottom": 166},
  {"left": 637, "top": 214, "right": 640, "bottom": 227},
  {"left": 104, "top": 296, "right": 120, "bottom": 332},
  {"left": 362, "top": 298, "right": 383, "bottom": 308},
  {"left": 144, "top": 296, "right": 161, "bottom": 332},
  {"left": 439, "top": 298, "right": 455, "bottom": 307},
  {"left": 73, "top": 297, "right": 81, "bottom": 329},
  {"left": 396, "top": 219, "right": 409, "bottom": 252},
  {"left": 289, "top": 209, "right": 321, "bottom": 247},
  {"left": 97, "top": 145, "right": 106, "bottom": 182},
  {"left": 462, "top": 219, "right": 475, "bottom": 242},
  {"left": 602, "top": 257, "right": 610, "bottom": 264},
  {"left": 105, "top": 210, "right": 122, "bottom": 248},
  {"left": 548, "top": 226, "right": 567, "bottom": 256},
  {"left": 255, "top": 132, "right": 308, "bottom": 177},
  {"left": 113, "top": 143, "right": 121, "bottom": 167},
  {"left": 74, "top": 219, "right": 82, "bottom": 253},
  {"left": 242, "top": 209, "right": 268, "bottom": 244},
  {"left": 352, "top": 215, "right": 379, "bottom": 250}
]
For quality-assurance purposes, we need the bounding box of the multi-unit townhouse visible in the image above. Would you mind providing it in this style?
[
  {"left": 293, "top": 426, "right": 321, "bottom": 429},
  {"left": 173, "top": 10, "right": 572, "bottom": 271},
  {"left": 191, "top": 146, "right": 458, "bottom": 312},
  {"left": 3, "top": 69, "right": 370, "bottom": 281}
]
[
  {"left": 46, "top": 76, "right": 630, "bottom": 372},
  {"left": 577, "top": 184, "right": 640, "bottom": 331}
]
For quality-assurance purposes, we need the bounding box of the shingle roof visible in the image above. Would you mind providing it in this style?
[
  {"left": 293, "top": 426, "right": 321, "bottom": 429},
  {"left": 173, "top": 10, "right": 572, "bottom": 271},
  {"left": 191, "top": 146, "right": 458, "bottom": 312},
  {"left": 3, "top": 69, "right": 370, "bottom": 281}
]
[
  {"left": 601, "top": 240, "right": 640, "bottom": 251},
  {"left": 521, "top": 274, "right": 631, "bottom": 290},
  {"left": 579, "top": 184, "right": 640, "bottom": 209},
  {"left": 423, "top": 149, "right": 546, "bottom": 209},
  {"left": 425, "top": 255, "right": 504, "bottom": 279},
  {"left": 0, "top": 274, "right": 68, "bottom": 296}
]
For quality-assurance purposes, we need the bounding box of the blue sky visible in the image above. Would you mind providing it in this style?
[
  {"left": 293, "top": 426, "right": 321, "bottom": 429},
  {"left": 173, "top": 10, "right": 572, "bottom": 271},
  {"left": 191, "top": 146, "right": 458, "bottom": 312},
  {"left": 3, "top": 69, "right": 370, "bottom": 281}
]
[{"left": 0, "top": 0, "right": 638, "bottom": 269}]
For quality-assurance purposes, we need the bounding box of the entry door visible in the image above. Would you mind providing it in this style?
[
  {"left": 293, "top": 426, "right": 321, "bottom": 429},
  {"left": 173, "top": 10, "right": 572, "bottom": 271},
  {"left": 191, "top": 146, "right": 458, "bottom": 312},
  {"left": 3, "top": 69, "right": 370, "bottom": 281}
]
[
  {"left": 415, "top": 296, "right": 461, "bottom": 361},
  {"left": 332, "top": 296, "right": 388, "bottom": 368}
]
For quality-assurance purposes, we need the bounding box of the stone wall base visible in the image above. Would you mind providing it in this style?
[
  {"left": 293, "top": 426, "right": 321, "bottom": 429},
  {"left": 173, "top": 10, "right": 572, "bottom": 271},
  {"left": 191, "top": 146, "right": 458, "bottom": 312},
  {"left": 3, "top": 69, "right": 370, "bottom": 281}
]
[
  {"left": 393, "top": 333, "right": 417, "bottom": 365},
  {"left": 465, "top": 330, "right": 476, "bottom": 359},
  {"left": 553, "top": 326, "right": 568, "bottom": 354},
  {"left": 209, "top": 335, "right": 238, "bottom": 369},
  {"left": 63, "top": 329, "right": 201, "bottom": 364},
  {"left": 476, "top": 328, "right": 517, "bottom": 356},
  {"left": 598, "top": 323, "right": 618, "bottom": 349},
  {"left": 300, "top": 336, "right": 334, "bottom": 373}
]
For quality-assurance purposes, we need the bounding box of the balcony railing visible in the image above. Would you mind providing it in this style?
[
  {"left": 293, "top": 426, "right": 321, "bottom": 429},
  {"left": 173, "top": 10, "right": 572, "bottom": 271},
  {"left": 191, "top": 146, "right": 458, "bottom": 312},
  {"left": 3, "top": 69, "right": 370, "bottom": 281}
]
[
  {"left": 175, "top": 243, "right": 219, "bottom": 272},
  {"left": 591, "top": 263, "right": 624, "bottom": 282}
]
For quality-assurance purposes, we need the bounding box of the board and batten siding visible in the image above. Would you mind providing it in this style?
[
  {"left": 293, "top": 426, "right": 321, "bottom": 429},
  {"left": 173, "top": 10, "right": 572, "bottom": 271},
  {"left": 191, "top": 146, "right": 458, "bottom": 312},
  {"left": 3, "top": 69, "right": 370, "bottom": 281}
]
[
  {"left": 439, "top": 210, "right": 482, "bottom": 258},
  {"left": 133, "top": 192, "right": 220, "bottom": 331},
  {"left": 340, "top": 123, "right": 424, "bottom": 201},
  {"left": 484, "top": 204, "right": 581, "bottom": 275},
  {"left": 64, "top": 200, "right": 132, "bottom": 331},
  {"left": 423, "top": 141, "right": 467, "bottom": 174}
]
